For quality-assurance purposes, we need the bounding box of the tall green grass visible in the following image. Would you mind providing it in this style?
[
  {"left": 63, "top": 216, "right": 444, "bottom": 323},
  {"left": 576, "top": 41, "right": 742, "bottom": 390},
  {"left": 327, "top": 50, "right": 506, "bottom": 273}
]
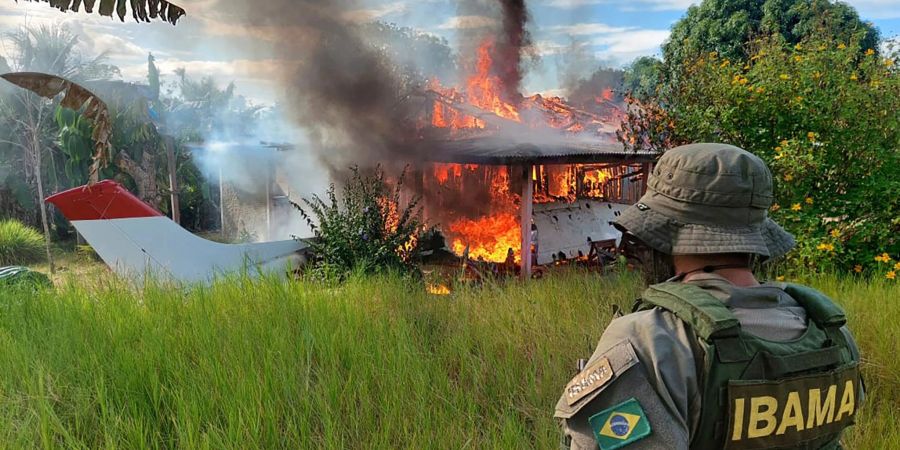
[
  {"left": 0, "top": 220, "right": 44, "bottom": 266},
  {"left": 0, "top": 271, "right": 895, "bottom": 448}
]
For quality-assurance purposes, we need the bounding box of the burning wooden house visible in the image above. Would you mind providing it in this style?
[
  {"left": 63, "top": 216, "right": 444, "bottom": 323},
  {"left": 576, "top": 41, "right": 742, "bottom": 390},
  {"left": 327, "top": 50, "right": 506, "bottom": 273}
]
[{"left": 402, "top": 41, "right": 658, "bottom": 278}]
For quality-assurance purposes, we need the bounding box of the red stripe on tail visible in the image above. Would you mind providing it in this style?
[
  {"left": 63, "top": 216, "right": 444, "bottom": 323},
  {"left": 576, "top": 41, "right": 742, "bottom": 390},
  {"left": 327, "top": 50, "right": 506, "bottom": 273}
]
[{"left": 45, "top": 180, "right": 164, "bottom": 221}]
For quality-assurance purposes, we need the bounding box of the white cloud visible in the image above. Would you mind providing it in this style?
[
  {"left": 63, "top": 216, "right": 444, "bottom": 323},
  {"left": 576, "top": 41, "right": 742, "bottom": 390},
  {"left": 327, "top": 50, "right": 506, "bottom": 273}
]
[
  {"left": 119, "top": 57, "right": 293, "bottom": 104},
  {"left": 342, "top": 2, "right": 408, "bottom": 23},
  {"left": 543, "top": 0, "right": 697, "bottom": 11},
  {"left": 844, "top": 0, "right": 900, "bottom": 20},
  {"left": 437, "top": 15, "right": 496, "bottom": 30},
  {"left": 591, "top": 29, "right": 670, "bottom": 61},
  {"left": 547, "top": 23, "right": 634, "bottom": 36}
]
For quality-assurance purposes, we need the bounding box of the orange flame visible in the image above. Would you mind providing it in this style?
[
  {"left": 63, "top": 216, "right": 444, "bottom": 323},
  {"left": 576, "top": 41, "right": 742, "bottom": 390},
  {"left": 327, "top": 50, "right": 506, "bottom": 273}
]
[
  {"left": 449, "top": 212, "right": 521, "bottom": 263},
  {"left": 427, "top": 283, "right": 451, "bottom": 295},
  {"left": 423, "top": 37, "right": 629, "bottom": 266}
]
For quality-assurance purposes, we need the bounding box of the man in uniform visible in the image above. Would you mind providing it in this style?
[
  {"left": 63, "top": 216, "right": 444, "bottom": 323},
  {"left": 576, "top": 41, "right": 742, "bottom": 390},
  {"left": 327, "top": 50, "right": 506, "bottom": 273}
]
[{"left": 555, "top": 143, "right": 863, "bottom": 449}]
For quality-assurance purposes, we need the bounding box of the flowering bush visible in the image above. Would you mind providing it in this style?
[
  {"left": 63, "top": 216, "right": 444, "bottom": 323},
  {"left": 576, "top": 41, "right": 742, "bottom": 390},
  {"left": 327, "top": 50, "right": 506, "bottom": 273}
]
[
  {"left": 659, "top": 34, "right": 900, "bottom": 275},
  {"left": 293, "top": 166, "right": 424, "bottom": 280}
]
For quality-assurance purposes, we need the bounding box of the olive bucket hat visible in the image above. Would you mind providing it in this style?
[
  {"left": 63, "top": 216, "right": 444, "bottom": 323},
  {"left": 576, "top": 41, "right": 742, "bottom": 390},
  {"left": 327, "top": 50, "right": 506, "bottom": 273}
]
[{"left": 613, "top": 143, "right": 795, "bottom": 260}]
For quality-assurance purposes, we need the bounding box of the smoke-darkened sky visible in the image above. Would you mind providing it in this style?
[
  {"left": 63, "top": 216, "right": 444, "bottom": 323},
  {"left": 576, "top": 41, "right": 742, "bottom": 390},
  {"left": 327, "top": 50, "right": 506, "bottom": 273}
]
[{"left": 0, "top": 0, "right": 897, "bottom": 104}]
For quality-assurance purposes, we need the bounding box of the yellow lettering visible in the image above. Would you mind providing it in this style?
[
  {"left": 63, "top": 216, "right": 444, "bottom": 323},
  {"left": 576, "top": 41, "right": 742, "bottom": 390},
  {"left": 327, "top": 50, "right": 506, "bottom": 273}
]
[
  {"left": 776, "top": 392, "right": 805, "bottom": 435},
  {"left": 748, "top": 396, "right": 778, "bottom": 438},
  {"left": 732, "top": 398, "right": 745, "bottom": 441},
  {"left": 835, "top": 380, "right": 856, "bottom": 421},
  {"left": 807, "top": 385, "right": 836, "bottom": 428}
]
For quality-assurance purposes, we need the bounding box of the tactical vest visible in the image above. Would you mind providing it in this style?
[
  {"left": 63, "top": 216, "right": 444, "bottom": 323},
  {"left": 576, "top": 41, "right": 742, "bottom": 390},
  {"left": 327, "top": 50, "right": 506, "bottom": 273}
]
[{"left": 636, "top": 282, "right": 860, "bottom": 450}]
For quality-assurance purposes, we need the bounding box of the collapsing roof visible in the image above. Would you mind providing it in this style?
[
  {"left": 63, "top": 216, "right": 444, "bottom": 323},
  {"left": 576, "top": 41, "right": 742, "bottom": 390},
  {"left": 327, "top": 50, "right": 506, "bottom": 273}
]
[{"left": 413, "top": 133, "right": 658, "bottom": 166}]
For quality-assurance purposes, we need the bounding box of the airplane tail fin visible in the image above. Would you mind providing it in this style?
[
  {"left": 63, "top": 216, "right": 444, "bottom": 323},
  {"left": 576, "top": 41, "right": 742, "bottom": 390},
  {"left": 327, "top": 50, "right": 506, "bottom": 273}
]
[{"left": 46, "top": 180, "right": 307, "bottom": 283}]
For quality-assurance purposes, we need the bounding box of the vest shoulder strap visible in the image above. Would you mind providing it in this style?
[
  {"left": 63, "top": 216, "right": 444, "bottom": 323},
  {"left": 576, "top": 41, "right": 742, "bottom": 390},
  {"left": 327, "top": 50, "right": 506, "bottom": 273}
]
[
  {"left": 639, "top": 282, "right": 740, "bottom": 340},
  {"left": 781, "top": 283, "right": 847, "bottom": 328}
]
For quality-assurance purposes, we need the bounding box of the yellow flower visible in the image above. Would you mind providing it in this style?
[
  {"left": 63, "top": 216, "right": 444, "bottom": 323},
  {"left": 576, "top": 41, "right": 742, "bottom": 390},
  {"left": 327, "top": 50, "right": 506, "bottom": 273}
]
[
  {"left": 807, "top": 131, "right": 817, "bottom": 141},
  {"left": 771, "top": 203, "right": 781, "bottom": 212},
  {"left": 793, "top": 55, "right": 803, "bottom": 63},
  {"left": 895, "top": 262, "right": 900, "bottom": 271},
  {"left": 779, "top": 74, "right": 791, "bottom": 80},
  {"left": 830, "top": 229, "right": 841, "bottom": 238},
  {"left": 709, "top": 51, "right": 718, "bottom": 59},
  {"left": 838, "top": 43, "right": 847, "bottom": 49},
  {"left": 850, "top": 73, "right": 858, "bottom": 81},
  {"left": 812, "top": 71, "right": 822, "bottom": 80},
  {"left": 875, "top": 252, "right": 893, "bottom": 263},
  {"left": 774, "top": 153, "right": 784, "bottom": 160},
  {"left": 776, "top": 275, "right": 786, "bottom": 281},
  {"left": 816, "top": 243, "right": 835, "bottom": 252},
  {"left": 791, "top": 203, "right": 802, "bottom": 211},
  {"left": 720, "top": 59, "right": 731, "bottom": 68},
  {"left": 865, "top": 48, "right": 875, "bottom": 56},
  {"left": 784, "top": 174, "right": 794, "bottom": 182},
  {"left": 780, "top": 139, "right": 789, "bottom": 146},
  {"left": 854, "top": 265, "right": 863, "bottom": 273},
  {"left": 739, "top": 77, "right": 749, "bottom": 85},
  {"left": 805, "top": 197, "right": 814, "bottom": 205},
  {"left": 794, "top": 96, "right": 804, "bottom": 102},
  {"left": 886, "top": 59, "right": 895, "bottom": 67},
  {"left": 775, "top": 146, "right": 783, "bottom": 152},
  {"left": 886, "top": 271, "right": 896, "bottom": 280},
  {"left": 756, "top": 86, "right": 765, "bottom": 93},
  {"left": 794, "top": 43, "right": 803, "bottom": 50}
]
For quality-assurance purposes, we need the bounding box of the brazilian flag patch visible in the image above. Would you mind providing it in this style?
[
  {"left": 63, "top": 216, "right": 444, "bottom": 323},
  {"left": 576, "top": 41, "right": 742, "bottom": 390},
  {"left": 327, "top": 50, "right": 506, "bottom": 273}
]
[{"left": 588, "top": 398, "right": 651, "bottom": 449}]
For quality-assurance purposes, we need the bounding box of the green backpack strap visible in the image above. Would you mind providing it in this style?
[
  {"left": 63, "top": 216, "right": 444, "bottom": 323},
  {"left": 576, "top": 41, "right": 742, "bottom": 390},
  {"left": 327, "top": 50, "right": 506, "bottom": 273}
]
[
  {"left": 781, "top": 283, "right": 847, "bottom": 328},
  {"left": 638, "top": 282, "right": 741, "bottom": 340}
]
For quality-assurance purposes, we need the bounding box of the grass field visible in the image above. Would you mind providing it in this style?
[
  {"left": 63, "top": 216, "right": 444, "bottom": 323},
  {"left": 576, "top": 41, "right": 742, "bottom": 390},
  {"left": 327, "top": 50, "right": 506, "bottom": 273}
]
[{"left": 0, "top": 268, "right": 897, "bottom": 448}]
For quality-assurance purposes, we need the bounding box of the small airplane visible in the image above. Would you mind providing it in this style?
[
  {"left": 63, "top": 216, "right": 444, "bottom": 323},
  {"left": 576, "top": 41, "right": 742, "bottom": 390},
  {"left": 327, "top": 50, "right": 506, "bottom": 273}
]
[{"left": 46, "top": 180, "right": 310, "bottom": 284}]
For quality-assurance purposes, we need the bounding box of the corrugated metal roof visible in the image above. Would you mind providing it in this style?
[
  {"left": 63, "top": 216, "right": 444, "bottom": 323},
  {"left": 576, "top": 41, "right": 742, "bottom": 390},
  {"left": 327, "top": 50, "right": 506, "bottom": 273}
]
[{"left": 414, "top": 133, "right": 658, "bottom": 165}]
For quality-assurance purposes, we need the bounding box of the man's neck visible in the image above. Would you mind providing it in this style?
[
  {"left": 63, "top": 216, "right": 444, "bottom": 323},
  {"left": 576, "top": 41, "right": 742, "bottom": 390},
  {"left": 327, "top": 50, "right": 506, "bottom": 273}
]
[{"left": 673, "top": 254, "right": 759, "bottom": 287}]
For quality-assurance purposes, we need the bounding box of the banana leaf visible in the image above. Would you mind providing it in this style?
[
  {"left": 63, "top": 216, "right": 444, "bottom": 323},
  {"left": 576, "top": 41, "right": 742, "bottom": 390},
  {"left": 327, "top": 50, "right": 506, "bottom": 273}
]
[
  {"left": 13, "top": 0, "right": 184, "bottom": 25},
  {"left": 1, "top": 72, "right": 112, "bottom": 182}
]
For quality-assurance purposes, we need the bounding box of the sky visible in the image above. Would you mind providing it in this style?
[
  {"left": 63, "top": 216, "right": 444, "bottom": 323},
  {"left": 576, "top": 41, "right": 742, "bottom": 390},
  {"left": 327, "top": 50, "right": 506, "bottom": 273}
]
[{"left": 0, "top": 0, "right": 898, "bottom": 105}]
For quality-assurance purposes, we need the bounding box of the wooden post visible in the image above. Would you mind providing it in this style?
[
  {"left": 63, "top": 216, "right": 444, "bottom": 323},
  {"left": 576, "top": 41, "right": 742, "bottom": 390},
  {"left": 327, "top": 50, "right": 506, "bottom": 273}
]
[
  {"left": 265, "top": 158, "right": 272, "bottom": 241},
  {"left": 641, "top": 162, "right": 652, "bottom": 196},
  {"left": 165, "top": 135, "right": 180, "bottom": 224},
  {"left": 219, "top": 165, "right": 226, "bottom": 239},
  {"left": 520, "top": 164, "right": 534, "bottom": 281}
]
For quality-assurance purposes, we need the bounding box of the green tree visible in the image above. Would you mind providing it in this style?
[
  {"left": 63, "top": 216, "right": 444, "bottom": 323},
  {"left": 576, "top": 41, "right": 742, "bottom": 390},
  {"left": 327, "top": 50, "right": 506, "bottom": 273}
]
[
  {"left": 622, "top": 56, "right": 663, "bottom": 101},
  {"left": 0, "top": 24, "right": 117, "bottom": 270},
  {"left": 664, "top": 0, "right": 879, "bottom": 64},
  {"left": 662, "top": 34, "right": 900, "bottom": 274}
]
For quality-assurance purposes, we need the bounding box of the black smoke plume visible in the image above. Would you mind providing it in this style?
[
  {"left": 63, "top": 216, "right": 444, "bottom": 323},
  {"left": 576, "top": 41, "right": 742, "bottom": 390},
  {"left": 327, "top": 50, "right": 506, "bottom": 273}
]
[
  {"left": 494, "top": 0, "right": 532, "bottom": 104},
  {"left": 219, "top": 0, "right": 418, "bottom": 174}
]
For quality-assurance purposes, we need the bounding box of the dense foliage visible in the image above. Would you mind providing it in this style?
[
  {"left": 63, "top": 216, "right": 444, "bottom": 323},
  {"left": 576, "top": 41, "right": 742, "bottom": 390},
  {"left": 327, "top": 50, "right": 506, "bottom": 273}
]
[
  {"left": 660, "top": 34, "right": 900, "bottom": 275},
  {"left": 293, "top": 167, "right": 424, "bottom": 279},
  {"left": 0, "top": 220, "right": 44, "bottom": 265},
  {"left": 664, "top": 0, "right": 879, "bottom": 63}
]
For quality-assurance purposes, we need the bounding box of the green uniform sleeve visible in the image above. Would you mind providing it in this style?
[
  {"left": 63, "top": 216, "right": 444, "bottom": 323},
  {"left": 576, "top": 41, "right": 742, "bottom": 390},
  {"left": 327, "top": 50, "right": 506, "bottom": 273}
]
[{"left": 555, "top": 308, "right": 701, "bottom": 449}]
